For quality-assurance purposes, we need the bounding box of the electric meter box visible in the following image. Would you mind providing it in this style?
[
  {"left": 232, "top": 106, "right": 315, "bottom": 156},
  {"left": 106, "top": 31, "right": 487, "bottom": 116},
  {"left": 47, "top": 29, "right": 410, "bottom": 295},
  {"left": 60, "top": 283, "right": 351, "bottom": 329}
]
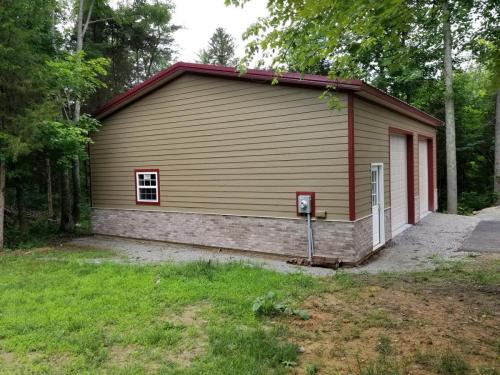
[{"left": 296, "top": 192, "right": 316, "bottom": 216}]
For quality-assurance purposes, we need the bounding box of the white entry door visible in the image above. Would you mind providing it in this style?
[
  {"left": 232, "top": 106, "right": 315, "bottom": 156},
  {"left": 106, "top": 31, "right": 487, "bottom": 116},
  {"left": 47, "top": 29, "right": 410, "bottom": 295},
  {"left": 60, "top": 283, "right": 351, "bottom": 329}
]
[
  {"left": 419, "top": 140, "right": 429, "bottom": 217},
  {"left": 371, "top": 164, "right": 384, "bottom": 247},
  {"left": 390, "top": 134, "right": 408, "bottom": 237}
]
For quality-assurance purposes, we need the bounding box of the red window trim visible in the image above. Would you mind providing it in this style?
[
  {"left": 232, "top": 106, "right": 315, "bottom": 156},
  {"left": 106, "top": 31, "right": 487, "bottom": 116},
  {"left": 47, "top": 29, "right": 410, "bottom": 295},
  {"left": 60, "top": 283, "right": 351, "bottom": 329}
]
[{"left": 134, "top": 169, "right": 161, "bottom": 206}]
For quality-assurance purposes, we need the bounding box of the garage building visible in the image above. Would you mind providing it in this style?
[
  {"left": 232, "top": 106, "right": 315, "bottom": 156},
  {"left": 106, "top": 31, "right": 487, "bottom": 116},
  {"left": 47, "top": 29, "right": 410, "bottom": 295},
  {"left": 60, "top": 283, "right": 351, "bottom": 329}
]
[{"left": 90, "top": 62, "right": 441, "bottom": 264}]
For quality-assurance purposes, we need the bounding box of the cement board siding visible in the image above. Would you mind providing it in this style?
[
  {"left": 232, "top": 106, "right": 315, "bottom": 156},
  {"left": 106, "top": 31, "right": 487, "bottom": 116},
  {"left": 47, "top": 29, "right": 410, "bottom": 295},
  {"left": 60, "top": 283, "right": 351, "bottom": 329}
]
[
  {"left": 353, "top": 97, "right": 436, "bottom": 219},
  {"left": 91, "top": 74, "right": 349, "bottom": 219}
]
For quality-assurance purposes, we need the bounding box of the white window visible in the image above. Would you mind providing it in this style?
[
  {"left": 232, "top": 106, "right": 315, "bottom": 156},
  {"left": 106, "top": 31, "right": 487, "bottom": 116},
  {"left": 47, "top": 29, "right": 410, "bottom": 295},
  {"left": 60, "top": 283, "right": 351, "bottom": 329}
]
[{"left": 135, "top": 170, "right": 159, "bottom": 204}]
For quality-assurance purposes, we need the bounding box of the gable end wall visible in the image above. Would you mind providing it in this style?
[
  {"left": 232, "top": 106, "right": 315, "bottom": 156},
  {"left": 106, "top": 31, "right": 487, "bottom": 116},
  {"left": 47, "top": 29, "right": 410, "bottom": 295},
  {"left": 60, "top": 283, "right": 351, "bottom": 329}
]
[{"left": 90, "top": 73, "right": 350, "bottom": 220}]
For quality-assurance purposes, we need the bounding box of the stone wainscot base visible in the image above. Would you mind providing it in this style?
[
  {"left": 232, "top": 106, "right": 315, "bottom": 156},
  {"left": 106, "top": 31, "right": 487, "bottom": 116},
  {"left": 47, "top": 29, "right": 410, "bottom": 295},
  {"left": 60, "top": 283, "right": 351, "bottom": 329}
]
[{"left": 91, "top": 208, "right": 391, "bottom": 264}]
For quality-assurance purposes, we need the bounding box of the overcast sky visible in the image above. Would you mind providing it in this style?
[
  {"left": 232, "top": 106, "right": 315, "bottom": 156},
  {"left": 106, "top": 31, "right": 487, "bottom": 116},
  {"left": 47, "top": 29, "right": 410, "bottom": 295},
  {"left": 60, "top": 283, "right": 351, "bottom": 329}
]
[
  {"left": 171, "top": 0, "right": 268, "bottom": 63},
  {"left": 109, "top": 0, "right": 269, "bottom": 63}
]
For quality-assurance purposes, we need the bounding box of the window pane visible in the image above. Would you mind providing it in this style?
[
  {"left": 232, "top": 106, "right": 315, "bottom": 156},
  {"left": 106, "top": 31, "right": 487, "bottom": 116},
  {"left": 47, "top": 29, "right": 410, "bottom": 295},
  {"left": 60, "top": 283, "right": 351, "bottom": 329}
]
[{"left": 138, "top": 187, "right": 157, "bottom": 201}]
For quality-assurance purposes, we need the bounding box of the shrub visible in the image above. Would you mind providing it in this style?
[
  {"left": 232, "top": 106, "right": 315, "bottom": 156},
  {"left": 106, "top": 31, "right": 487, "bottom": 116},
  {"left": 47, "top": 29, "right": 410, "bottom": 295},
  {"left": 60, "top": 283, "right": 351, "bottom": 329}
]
[{"left": 458, "top": 191, "right": 497, "bottom": 215}]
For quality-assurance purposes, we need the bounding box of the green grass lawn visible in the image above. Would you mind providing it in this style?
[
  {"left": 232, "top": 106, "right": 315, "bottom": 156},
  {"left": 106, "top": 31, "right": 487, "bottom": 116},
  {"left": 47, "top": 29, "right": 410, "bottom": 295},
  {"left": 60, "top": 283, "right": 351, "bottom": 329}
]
[
  {"left": 0, "top": 248, "right": 323, "bottom": 374},
  {"left": 0, "top": 248, "right": 499, "bottom": 375}
]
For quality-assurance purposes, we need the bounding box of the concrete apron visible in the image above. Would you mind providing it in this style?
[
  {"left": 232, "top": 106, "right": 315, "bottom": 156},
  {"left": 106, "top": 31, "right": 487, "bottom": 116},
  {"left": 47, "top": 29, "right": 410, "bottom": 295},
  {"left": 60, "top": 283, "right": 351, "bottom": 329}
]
[{"left": 461, "top": 220, "right": 500, "bottom": 253}]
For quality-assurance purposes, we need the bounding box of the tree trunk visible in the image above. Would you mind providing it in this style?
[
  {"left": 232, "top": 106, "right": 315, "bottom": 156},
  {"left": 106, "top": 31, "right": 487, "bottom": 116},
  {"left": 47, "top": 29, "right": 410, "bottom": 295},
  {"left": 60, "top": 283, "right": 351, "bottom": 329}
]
[
  {"left": 495, "top": 88, "right": 500, "bottom": 204},
  {"left": 443, "top": 0, "right": 458, "bottom": 214},
  {"left": 72, "top": 156, "right": 81, "bottom": 222},
  {"left": 0, "top": 161, "right": 5, "bottom": 250},
  {"left": 15, "top": 182, "right": 27, "bottom": 236},
  {"left": 60, "top": 168, "right": 75, "bottom": 232},
  {"left": 46, "top": 158, "right": 54, "bottom": 218},
  {"left": 72, "top": 0, "right": 84, "bottom": 224},
  {"left": 84, "top": 155, "right": 91, "bottom": 204},
  {"left": 76, "top": 0, "right": 84, "bottom": 53}
]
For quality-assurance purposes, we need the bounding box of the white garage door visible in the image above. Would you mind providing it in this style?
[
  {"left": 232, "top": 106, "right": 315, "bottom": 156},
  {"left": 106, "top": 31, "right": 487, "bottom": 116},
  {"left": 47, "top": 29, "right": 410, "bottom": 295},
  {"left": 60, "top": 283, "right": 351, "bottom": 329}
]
[
  {"left": 390, "top": 134, "right": 408, "bottom": 236},
  {"left": 419, "top": 140, "right": 429, "bottom": 217}
]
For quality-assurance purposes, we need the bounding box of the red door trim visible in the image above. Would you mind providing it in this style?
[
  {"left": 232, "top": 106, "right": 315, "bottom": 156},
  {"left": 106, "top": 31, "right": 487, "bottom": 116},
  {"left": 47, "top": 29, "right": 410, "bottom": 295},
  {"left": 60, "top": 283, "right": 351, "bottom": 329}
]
[{"left": 348, "top": 93, "right": 356, "bottom": 221}]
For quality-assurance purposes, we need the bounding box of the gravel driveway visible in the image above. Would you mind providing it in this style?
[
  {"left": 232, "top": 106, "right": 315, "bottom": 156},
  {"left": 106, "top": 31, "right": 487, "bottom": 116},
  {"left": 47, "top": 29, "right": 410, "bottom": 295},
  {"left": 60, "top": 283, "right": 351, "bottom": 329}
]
[
  {"left": 68, "top": 209, "right": 494, "bottom": 275},
  {"left": 68, "top": 236, "right": 336, "bottom": 276},
  {"left": 351, "top": 213, "right": 480, "bottom": 273}
]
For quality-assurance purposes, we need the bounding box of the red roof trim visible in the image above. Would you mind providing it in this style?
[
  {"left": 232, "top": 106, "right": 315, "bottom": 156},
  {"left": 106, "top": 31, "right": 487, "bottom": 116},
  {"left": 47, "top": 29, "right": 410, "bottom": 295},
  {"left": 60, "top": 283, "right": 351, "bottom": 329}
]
[{"left": 94, "top": 62, "right": 443, "bottom": 128}]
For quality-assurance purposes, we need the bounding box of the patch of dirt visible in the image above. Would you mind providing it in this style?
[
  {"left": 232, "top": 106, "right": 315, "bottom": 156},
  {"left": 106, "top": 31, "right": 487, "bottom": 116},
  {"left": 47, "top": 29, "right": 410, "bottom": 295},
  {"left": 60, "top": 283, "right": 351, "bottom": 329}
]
[
  {"left": 287, "top": 260, "right": 500, "bottom": 374},
  {"left": 156, "top": 303, "right": 210, "bottom": 367},
  {"left": 169, "top": 303, "right": 210, "bottom": 328},
  {"left": 166, "top": 303, "right": 210, "bottom": 367},
  {"left": 0, "top": 352, "right": 15, "bottom": 365},
  {"left": 106, "top": 345, "right": 139, "bottom": 367}
]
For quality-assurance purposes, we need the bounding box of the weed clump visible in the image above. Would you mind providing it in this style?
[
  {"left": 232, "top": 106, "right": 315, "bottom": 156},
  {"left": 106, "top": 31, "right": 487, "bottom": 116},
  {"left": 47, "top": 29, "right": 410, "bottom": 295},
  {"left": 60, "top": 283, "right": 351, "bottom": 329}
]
[{"left": 252, "top": 291, "right": 310, "bottom": 320}]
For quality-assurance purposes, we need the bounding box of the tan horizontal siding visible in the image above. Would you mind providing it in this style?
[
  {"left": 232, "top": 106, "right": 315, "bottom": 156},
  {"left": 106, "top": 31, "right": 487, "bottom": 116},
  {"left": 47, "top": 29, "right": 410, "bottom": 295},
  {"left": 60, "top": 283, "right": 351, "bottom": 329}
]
[
  {"left": 92, "top": 137, "right": 347, "bottom": 159},
  {"left": 353, "top": 97, "right": 437, "bottom": 219},
  {"left": 91, "top": 74, "right": 350, "bottom": 219},
  {"left": 91, "top": 154, "right": 349, "bottom": 169},
  {"left": 91, "top": 132, "right": 348, "bottom": 154},
  {"left": 99, "top": 110, "right": 337, "bottom": 139},
  {"left": 92, "top": 119, "right": 347, "bottom": 146}
]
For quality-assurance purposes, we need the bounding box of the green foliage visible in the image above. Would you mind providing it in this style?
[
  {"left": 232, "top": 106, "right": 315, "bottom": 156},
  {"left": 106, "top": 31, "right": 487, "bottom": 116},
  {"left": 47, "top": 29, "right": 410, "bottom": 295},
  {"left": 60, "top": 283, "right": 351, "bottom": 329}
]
[
  {"left": 4, "top": 202, "right": 92, "bottom": 249},
  {"left": 0, "top": 0, "right": 59, "bottom": 162},
  {"left": 458, "top": 191, "right": 498, "bottom": 215},
  {"left": 4, "top": 215, "right": 59, "bottom": 250},
  {"left": 45, "top": 52, "right": 108, "bottom": 111},
  {"left": 39, "top": 115, "right": 100, "bottom": 166},
  {"left": 252, "top": 291, "right": 310, "bottom": 320},
  {"left": 198, "top": 27, "right": 239, "bottom": 66}
]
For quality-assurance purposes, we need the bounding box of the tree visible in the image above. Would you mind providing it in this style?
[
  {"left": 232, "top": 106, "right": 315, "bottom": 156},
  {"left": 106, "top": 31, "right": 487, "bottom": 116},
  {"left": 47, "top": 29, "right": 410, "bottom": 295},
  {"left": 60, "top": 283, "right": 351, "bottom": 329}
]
[
  {"left": 72, "top": 0, "right": 94, "bottom": 224},
  {"left": 81, "top": 0, "right": 179, "bottom": 110},
  {"left": 0, "top": 0, "right": 59, "bottom": 248},
  {"left": 442, "top": 0, "right": 458, "bottom": 213},
  {"left": 43, "top": 52, "right": 108, "bottom": 232},
  {"left": 116, "top": 0, "right": 178, "bottom": 85},
  {"left": 198, "top": 27, "right": 238, "bottom": 66},
  {"left": 472, "top": 0, "right": 500, "bottom": 203},
  {"left": 227, "top": 0, "right": 481, "bottom": 213},
  {"left": 497, "top": 90, "right": 500, "bottom": 204}
]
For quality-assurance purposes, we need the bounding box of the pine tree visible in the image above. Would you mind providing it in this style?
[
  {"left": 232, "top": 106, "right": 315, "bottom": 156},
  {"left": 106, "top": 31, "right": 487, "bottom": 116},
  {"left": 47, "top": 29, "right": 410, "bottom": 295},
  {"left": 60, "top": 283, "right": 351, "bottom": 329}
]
[{"left": 198, "top": 27, "right": 238, "bottom": 66}]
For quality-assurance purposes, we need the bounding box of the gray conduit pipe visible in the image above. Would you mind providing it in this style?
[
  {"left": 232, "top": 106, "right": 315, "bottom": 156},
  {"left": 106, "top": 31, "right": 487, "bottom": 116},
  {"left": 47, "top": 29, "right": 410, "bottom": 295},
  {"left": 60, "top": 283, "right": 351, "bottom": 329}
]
[{"left": 307, "top": 213, "right": 314, "bottom": 263}]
